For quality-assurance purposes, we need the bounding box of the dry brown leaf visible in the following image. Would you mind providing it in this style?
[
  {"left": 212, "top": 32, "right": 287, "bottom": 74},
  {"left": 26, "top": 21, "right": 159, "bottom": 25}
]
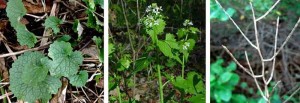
[
  {"left": 25, "top": 0, "right": 41, "bottom": 5},
  {"left": 20, "top": 18, "right": 29, "bottom": 25},
  {"left": 109, "top": 9, "right": 116, "bottom": 23},
  {"left": 51, "top": 78, "right": 68, "bottom": 103},
  {"left": 0, "top": 31, "right": 6, "bottom": 41},
  {"left": 0, "top": 20, "right": 7, "bottom": 32},
  {"left": 81, "top": 45, "right": 99, "bottom": 59},
  {"left": 8, "top": 43, "right": 29, "bottom": 50},
  {"left": 23, "top": 0, "right": 51, "bottom": 13},
  {"left": 0, "top": 0, "right": 6, "bottom": 9},
  {"left": 96, "top": 78, "right": 104, "bottom": 88},
  {"left": 0, "top": 58, "right": 9, "bottom": 82}
]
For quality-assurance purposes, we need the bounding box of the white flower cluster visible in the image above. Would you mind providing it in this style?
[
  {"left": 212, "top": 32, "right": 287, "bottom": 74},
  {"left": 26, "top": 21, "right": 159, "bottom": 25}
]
[
  {"left": 143, "top": 15, "right": 159, "bottom": 27},
  {"left": 143, "top": 3, "right": 163, "bottom": 28},
  {"left": 183, "top": 19, "right": 193, "bottom": 26},
  {"left": 183, "top": 42, "right": 190, "bottom": 50},
  {"left": 146, "top": 4, "right": 163, "bottom": 15}
]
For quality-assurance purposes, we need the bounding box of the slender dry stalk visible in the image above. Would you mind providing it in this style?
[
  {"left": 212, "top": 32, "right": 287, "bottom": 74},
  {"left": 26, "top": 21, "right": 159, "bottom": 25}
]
[{"left": 215, "top": 0, "right": 300, "bottom": 102}]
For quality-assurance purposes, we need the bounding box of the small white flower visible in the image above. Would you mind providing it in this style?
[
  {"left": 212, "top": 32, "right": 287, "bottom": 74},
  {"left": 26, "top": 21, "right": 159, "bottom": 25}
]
[
  {"left": 183, "top": 20, "right": 193, "bottom": 26},
  {"left": 154, "top": 20, "right": 159, "bottom": 25},
  {"left": 188, "top": 21, "right": 193, "bottom": 26},
  {"left": 149, "top": 22, "right": 153, "bottom": 27},
  {"left": 146, "top": 9, "right": 150, "bottom": 13},
  {"left": 146, "top": 5, "right": 152, "bottom": 12},
  {"left": 183, "top": 42, "right": 190, "bottom": 50},
  {"left": 159, "top": 6, "right": 163, "bottom": 11},
  {"left": 183, "top": 46, "right": 188, "bottom": 50}
]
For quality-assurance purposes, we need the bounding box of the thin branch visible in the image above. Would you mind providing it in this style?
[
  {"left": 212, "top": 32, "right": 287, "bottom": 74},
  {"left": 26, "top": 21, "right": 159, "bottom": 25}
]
[
  {"left": 162, "top": 80, "right": 170, "bottom": 87},
  {"left": 0, "top": 42, "right": 51, "bottom": 58},
  {"left": 283, "top": 86, "right": 300, "bottom": 103},
  {"left": 0, "top": 92, "right": 12, "bottom": 100},
  {"left": 270, "top": 81, "right": 281, "bottom": 95},
  {"left": 250, "top": 2, "right": 266, "bottom": 81},
  {"left": 264, "top": 17, "right": 300, "bottom": 61},
  {"left": 256, "top": 0, "right": 281, "bottom": 21},
  {"left": 80, "top": 87, "right": 91, "bottom": 102},
  {"left": 267, "top": 17, "right": 279, "bottom": 84},
  {"left": 222, "top": 45, "right": 252, "bottom": 75},
  {"left": 3, "top": 42, "right": 16, "bottom": 60},
  {"left": 25, "top": 13, "right": 48, "bottom": 21},
  {"left": 5, "top": 91, "right": 11, "bottom": 103},
  {"left": 75, "top": 0, "right": 103, "bottom": 18},
  {"left": 245, "top": 51, "right": 268, "bottom": 101},
  {"left": 215, "top": 0, "right": 257, "bottom": 48}
]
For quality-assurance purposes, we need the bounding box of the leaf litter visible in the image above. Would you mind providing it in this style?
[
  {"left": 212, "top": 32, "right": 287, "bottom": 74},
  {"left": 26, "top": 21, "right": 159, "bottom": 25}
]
[{"left": 0, "top": 0, "right": 103, "bottom": 103}]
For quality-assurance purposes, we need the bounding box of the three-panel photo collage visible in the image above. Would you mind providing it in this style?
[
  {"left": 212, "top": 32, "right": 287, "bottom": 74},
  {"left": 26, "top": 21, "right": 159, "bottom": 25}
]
[{"left": 0, "top": 0, "right": 299, "bottom": 103}]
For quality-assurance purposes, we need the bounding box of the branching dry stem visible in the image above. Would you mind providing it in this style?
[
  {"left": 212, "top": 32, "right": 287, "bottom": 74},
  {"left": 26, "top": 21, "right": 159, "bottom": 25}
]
[{"left": 215, "top": 0, "right": 300, "bottom": 102}]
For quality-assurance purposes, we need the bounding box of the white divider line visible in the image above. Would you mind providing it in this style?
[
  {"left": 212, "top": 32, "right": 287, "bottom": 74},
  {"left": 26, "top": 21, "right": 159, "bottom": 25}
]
[
  {"left": 104, "top": 0, "right": 109, "bottom": 102},
  {"left": 206, "top": 0, "right": 210, "bottom": 102}
]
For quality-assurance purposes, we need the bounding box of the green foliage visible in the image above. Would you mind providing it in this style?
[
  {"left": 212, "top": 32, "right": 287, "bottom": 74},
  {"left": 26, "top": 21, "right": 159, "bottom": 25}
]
[
  {"left": 210, "top": 58, "right": 287, "bottom": 103},
  {"left": 84, "top": 0, "right": 103, "bottom": 32},
  {"left": 93, "top": 36, "right": 104, "bottom": 62},
  {"left": 10, "top": 52, "right": 61, "bottom": 103},
  {"left": 210, "top": 58, "right": 241, "bottom": 102},
  {"left": 109, "top": 1, "right": 204, "bottom": 102},
  {"left": 9, "top": 41, "right": 87, "bottom": 102},
  {"left": 96, "top": 0, "right": 104, "bottom": 9},
  {"left": 143, "top": 3, "right": 203, "bottom": 102},
  {"left": 6, "top": 0, "right": 37, "bottom": 48},
  {"left": 6, "top": 0, "right": 101, "bottom": 102},
  {"left": 133, "top": 57, "right": 150, "bottom": 74},
  {"left": 157, "top": 40, "right": 174, "bottom": 58},
  {"left": 57, "top": 35, "right": 71, "bottom": 42},
  {"left": 171, "top": 72, "right": 205, "bottom": 103},
  {"left": 117, "top": 55, "right": 131, "bottom": 71},
  {"left": 108, "top": 42, "right": 115, "bottom": 55},
  {"left": 142, "top": 4, "right": 199, "bottom": 65},
  {"left": 45, "top": 16, "right": 63, "bottom": 34},
  {"left": 15, "top": 25, "right": 38, "bottom": 48},
  {"left": 48, "top": 41, "right": 84, "bottom": 77},
  {"left": 210, "top": 0, "right": 300, "bottom": 22},
  {"left": 142, "top": 3, "right": 165, "bottom": 43},
  {"left": 6, "top": 0, "right": 26, "bottom": 28},
  {"left": 210, "top": 0, "right": 236, "bottom": 21},
  {"left": 69, "top": 70, "right": 89, "bottom": 87}
]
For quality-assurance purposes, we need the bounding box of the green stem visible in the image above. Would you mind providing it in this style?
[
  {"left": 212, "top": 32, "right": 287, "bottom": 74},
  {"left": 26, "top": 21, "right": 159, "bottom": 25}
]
[
  {"left": 117, "top": 85, "right": 122, "bottom": 103},
  {"left": 181, "top": 55, "right": 185, "bottom": 78},
  {"left": 157, "top": 66, "right": 164, "bottom": 103},
  {"left": 0, "top": 77, "right": 6, "bottom": 103}
]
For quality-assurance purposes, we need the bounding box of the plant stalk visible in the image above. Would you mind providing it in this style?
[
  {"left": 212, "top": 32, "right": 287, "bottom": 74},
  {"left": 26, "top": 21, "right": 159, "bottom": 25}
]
[
  {"left": 157, "top": 66, "right": 164, "bottom": 103},
  {"left": 117, "top": 85, "right": 122, "bottom": 103},
  {"left": 182, "top": 55, "right": 185, "bottom": 78}
]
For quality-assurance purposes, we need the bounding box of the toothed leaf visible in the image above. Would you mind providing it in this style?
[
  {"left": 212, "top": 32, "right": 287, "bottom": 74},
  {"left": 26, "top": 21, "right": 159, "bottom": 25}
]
[
  {"left": 69, "top": 70, "right": 89, "bottom": 87},
  {"left": 6, "top": 0, "right": 37, "bottom": 48},
  {"left": 45, "top": 16, "right": 63, "bottom": 34},
  {"left": 48, "top": 41, "right": 84, "bottom": 77},
  {"left": 9, "top": 52, "right": 58, "bottom": 102}
]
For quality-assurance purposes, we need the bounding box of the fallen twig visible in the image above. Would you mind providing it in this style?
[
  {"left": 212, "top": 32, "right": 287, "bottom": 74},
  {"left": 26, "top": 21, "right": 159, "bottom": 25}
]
[
  {"left": 0, "top": 42, "right": 51, "bottom": 58},
  {"left": 0, "top": 92, "right": 12, "bottom": 100}
]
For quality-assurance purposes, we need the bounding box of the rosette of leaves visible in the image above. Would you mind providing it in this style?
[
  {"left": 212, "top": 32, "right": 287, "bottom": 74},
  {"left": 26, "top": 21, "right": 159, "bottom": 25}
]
[
  {"left": 9, "top": 52, "right": 61, "bottom": 103},
  {"left": 9, "top": 41, "right": 88, "bottom": 102}
]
